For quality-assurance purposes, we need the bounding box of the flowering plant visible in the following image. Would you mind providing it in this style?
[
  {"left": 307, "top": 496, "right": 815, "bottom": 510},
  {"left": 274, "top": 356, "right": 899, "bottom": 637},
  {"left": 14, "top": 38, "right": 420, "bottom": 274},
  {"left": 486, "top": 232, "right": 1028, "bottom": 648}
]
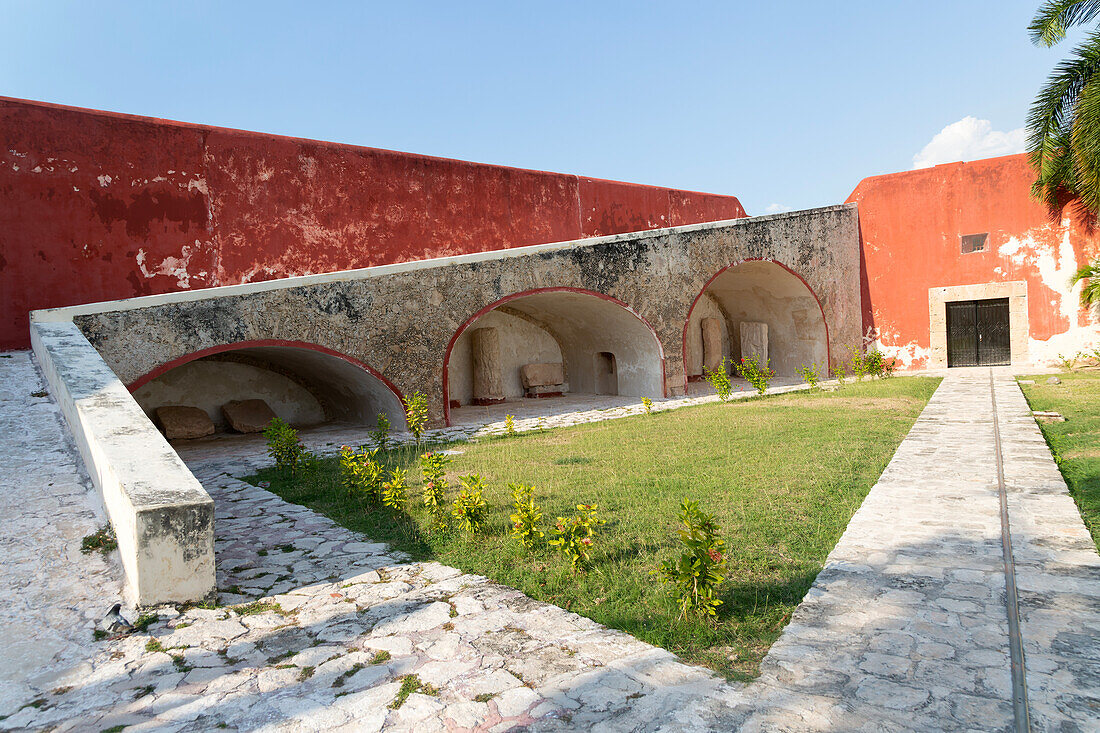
[
  {"left": 548, "top": 504, "right": 604, "bottom": 571},
  {"left": 659, "top": 498, "right": 728, "bottom": 618},
  {"left": 735, "top": 355, "right": 775, "bottom": 395}
]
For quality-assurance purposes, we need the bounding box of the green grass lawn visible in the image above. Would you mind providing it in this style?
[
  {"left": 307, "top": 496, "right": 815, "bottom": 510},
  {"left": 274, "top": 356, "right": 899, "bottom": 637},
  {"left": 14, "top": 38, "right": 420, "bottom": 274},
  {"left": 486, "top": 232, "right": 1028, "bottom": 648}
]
[
  {"left": 1019, "top": 371, "right": 1100, "bottom": 552},
  {"left": 252, "top": 377, "right": 940, "bottom": 680}
]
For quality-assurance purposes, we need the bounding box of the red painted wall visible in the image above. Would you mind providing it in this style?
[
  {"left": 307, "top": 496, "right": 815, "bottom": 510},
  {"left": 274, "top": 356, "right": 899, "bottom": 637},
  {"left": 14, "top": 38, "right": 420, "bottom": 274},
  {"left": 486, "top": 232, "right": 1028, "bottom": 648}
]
[
  {"left": 849, "top": 154, "right": 1100, "bottom": 368},
  {"left": 0, "top": 97, "right": 746, "bottom": 349}
]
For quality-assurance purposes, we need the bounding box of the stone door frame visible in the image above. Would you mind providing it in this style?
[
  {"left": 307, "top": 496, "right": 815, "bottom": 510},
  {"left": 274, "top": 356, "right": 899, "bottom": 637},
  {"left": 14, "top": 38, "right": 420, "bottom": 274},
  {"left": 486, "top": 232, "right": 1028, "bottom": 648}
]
[{"left": 927, "top": 281, "right": 1029, "bottom": 368}]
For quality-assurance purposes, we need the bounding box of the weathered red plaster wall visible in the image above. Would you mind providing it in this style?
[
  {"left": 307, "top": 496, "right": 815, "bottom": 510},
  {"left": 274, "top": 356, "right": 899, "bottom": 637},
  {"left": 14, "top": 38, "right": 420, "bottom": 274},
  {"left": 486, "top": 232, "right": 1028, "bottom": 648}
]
[
  {"left": 848, "top": 154, "right": 1100, "bottom": 368},
  {"left": 0, "top": 97, "right": 746, "bottom": 349}
]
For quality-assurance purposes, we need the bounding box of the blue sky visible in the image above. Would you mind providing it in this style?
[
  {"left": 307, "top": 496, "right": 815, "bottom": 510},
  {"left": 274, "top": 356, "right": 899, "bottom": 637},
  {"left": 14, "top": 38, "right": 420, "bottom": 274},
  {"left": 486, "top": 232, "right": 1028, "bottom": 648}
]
[{"left": 1, "top": 1, "right": 1084, "bottom": 214}]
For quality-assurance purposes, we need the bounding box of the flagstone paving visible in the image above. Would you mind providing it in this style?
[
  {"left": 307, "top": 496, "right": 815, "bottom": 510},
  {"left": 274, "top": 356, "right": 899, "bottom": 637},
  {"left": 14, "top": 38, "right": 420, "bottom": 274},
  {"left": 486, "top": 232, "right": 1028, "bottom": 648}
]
[{"left": 2, "top": 351, "right": 1098, "bottom": 731}]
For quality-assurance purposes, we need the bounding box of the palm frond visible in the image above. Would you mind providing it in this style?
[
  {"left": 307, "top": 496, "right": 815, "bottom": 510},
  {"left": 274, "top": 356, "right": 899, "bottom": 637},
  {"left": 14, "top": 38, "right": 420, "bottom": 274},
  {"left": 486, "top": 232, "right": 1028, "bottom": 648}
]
[
  {"left": 1030, "top": 0, "right": 1100, "bottom": 47},
  {"left": 1028, "top": 31, "right": 1100, "bottom": 209},
  {"left": 1071, "top": 259, "right": 1100, "bottom": 306}
]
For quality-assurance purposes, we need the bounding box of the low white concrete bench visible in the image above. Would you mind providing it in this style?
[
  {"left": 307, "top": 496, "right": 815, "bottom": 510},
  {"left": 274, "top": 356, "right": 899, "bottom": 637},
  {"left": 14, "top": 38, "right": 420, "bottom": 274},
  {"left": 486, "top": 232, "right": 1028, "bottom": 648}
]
[{"left": 31, "top": 321, "right": 215, "bottom": 607}]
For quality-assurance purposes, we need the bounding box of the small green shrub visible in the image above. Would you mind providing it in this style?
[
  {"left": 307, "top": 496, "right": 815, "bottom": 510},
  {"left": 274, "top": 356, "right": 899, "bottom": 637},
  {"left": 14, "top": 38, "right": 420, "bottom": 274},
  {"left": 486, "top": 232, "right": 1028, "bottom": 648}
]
[
  {"left": 848, "top": 346, "right": 868, "bottom": 381},
  {"left": 264, "top": 418, "right": 307, "bottom": 472},
  {"left": 641, "top": 397, "right": 654, "bottom": 415},
  {"left": 403, "top": 392, "right": 430, "bottom": 448},
  {"left": 505, "top": 414, "right": 516, "bottom": 436},
  {"left": 736, "top": 355, "right": 775, "bottom": 395},
  {"left": 452, "top": 474, "right": 489, "bottom": 533},
  {"left": 340, "top": 446, "right": 384, "bottom": 502},
  {"left": 509, "top": 483, "right": 544, "bottom": 549},
  {"left": 703, "top": 358, "right": 733, "bottom": 401},
  {"left": 796, "top": 362, "right": 820, "bottom": 390},
  {"left": 834, "top": 361, "right": 847, "bottom": 385},
  {"left": 382, "top": 467, "right": 409, "bottom": 510},
  {"left": 420, "top": 451, "right": 450, "bottom": 528},
  {"left": 81, "top": 525, "right": 117, "bottom": 555},
  {"left": 862, "top": 349, "right": 896, "bottom": 378},
  {"left": 659, "top": 498, "right": 728, "bottom": 618},
  {"left": 549, "top": 504, "right": 604, "bottom": 571},
  {"left": 370, "top": 413, "right": 391, "bottom": 451}
]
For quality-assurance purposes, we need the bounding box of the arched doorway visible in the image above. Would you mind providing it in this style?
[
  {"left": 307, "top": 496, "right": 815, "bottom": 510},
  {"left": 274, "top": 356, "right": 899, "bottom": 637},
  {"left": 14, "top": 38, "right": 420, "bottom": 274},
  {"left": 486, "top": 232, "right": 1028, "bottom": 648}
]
[
  {"left": 128, "top": 340, "right": 406, "bottom": 435},
  {"left": 684, "top": 260, "right": 829, "bottom": 382},
  {"left": 443, "top": 288, "right": 665, "bottom": 424}
]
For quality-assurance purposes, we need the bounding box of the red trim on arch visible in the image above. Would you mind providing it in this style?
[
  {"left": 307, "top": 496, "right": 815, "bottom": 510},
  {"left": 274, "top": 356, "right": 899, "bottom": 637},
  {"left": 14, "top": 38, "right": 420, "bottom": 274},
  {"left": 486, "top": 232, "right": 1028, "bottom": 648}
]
[
  {"left": 441, "top": 286, "right": 667, "bottom": 426},
  {"left": 681, "top": 258, "right": 832, "bottom": 385},
  {"left": 125, "top": 339, "right": 406, "bottom": 406}
]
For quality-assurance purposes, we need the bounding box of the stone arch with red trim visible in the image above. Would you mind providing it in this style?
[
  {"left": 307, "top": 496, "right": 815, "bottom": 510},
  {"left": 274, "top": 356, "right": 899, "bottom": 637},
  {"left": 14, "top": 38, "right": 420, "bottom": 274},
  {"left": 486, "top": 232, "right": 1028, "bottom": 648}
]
[{"left": 70, "top": 204, "right": 862, "bottom": 427}]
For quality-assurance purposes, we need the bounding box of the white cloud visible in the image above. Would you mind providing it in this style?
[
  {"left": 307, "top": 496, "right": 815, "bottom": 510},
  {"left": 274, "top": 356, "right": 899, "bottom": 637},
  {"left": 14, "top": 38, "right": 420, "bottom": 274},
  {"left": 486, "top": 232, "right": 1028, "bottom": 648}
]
[
  {"left": 765, "top": 203, "right": 792, "bottom": 214},
  {"left": 912, "top": 116, "right": 1026, "bottom": 169}
]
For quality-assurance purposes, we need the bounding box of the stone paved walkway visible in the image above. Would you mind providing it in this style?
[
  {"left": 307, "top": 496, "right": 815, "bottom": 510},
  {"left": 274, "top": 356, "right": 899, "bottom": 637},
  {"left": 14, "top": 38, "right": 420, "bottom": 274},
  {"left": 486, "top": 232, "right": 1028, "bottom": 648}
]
[
  {"left": 3, "top": 355, "right": 1098, "bottom": 731},
  {"left": 0, "top": 353, "right": 123, "bottom": 720}
]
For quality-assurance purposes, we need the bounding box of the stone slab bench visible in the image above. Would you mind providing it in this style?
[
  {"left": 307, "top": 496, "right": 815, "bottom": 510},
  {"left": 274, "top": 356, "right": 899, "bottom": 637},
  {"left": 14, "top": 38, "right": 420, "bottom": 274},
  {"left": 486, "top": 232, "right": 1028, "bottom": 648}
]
[
  {"left": 520, "top": 362, "right": 565, "bottom": 398},
  {"left": 30, "top": 320, "right": 215, "bottom": 607}
]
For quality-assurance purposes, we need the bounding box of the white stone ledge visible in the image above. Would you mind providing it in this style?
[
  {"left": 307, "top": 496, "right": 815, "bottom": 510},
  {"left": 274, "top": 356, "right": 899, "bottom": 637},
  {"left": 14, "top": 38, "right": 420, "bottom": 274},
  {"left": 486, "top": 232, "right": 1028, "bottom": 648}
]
[{"left": 30, "top": 321, "right": 215, "bottom": 607}]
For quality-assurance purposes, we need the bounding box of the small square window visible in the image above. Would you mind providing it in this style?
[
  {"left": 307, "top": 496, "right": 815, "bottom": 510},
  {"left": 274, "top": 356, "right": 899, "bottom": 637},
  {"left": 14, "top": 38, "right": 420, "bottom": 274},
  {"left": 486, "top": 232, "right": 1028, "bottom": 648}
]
[{"left": 960, "top": 233, "right": 987, "bottom": 254}]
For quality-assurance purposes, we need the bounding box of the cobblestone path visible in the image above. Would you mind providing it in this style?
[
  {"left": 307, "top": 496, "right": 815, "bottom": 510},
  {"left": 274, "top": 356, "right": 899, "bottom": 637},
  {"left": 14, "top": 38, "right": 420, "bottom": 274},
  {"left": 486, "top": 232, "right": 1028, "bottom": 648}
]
[{"left": 3, "top": 354, "right": 1097, "bottom": 731}]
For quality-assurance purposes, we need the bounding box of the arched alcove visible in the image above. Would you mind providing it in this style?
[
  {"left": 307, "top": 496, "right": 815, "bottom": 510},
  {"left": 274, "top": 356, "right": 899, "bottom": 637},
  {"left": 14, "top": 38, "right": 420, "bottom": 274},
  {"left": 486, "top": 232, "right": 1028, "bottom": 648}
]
[
  {"left": 129, "top": 341, "right": 407, "bottom": 433},
  {"left": 444, "top": 288, "right": 665, "bottom": 423},
  {"left": 684, "top": 260, "right": 829, "bottom": 378}
]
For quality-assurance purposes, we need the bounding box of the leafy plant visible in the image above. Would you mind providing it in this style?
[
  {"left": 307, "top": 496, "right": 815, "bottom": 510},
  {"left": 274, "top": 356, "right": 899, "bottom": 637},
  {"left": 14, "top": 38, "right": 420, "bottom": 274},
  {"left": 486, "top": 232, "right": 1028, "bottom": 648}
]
[
  {"left": 847, "top": 347, "right": 869, "bottom": 381},
  {"left": 370, "top": 413, "right": 391, "bottom": 451},
  {"left": 659, "top": 498, "right": 728, "bottom": 619},
  {"left": 403, "top": 391, "right": 430, "bottom": 449},
  {"left": 420, "top": 452, "right": 450, "bottom": 528},
  {"left": 834, "top": 361, "right": 848, "bottom": 386},
  {"left": 509, "top": 483, "right": 544, "bottom": 550},
  {"left": 549, "top": 504, "right": 604, "bottom": 571},
  {"left": 505, "top": 414, "right": 516, "bottom": 436},
  {"left": 641, "top": 396, "right": 654, "bottom": 415},
  {"left": 264, "top": 418, "right": 307, "bottom": 472},
  {"left": 703, "top": 357, "right": 734, "bottom": 401},
  {"left": 340, "top": 445, "right": 384, "bottom": 502},
  {"left": 452, "top": 474, "right": 489, "bottom": 533},
  {"left": 735, "top": 355, "right": 775, "bottom": 395},
  {"left": 382, "top": 467, "right": 409, "bottom": 510},
  {"left": 862, "top": 349, "right": 896, "bottom": 378},
  {"left": 796, "top": 363, "right": 820, "bottom": 390}
]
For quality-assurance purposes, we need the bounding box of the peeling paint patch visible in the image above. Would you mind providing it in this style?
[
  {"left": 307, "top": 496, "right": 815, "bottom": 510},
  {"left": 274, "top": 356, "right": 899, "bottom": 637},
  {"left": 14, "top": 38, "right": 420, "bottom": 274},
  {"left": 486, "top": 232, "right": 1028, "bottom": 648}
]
[
  {"left": 865, "top": 324, "right": 929, "bottom": 369},
  {"left": 136, "top": 244, "right": 198, "bottom": 289},
  {"left": 999, "top": 223, "right": 1080, "bottom": 328}
]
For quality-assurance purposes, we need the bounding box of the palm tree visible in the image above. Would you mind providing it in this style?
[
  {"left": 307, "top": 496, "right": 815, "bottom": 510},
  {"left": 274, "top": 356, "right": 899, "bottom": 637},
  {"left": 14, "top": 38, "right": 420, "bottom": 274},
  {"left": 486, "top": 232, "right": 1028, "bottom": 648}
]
[
  {"left": 1072, "top": 258, "right": 1100, "bottom": 307},
  {"left": 1027, "top": 1, "right": 1100, "bottom": 213}
]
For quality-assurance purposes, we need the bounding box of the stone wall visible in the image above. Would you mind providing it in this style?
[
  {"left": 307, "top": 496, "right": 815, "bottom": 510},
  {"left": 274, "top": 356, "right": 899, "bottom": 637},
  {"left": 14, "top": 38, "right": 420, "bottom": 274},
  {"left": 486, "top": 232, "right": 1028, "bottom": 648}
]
[{"left": 56, "top": 204, "right": 861, "bottom": 425}]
